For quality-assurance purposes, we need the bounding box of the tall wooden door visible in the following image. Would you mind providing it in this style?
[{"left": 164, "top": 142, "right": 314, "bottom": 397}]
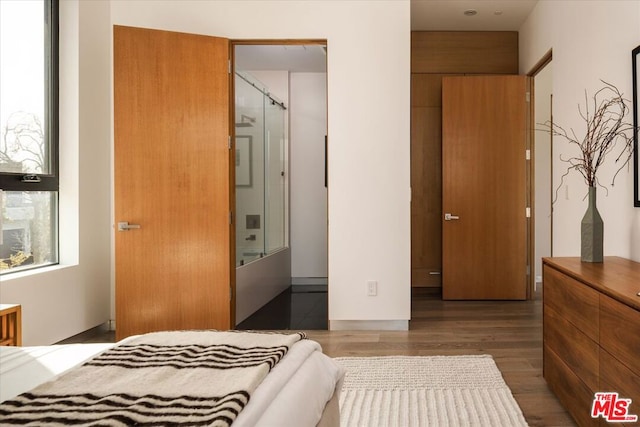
[
  {"left": 114, "top": 26, "right": 233, "bottom": 340},
  {"left": 442, "top": 75, "right": 528, "bottom": 300}
]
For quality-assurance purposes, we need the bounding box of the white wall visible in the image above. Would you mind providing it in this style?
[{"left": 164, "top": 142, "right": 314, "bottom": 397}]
[
  {"left": 0, "top": 0, "right": 112, "bottom": 345},
  {"left": 520, "top": 1, "right": 640, "bottom": 262},
  {"left": 110, "top": 0, "right": 412, "bottom": 328},
  {"left": 290, "top": 72, "right": 328, "bottom": 281}
]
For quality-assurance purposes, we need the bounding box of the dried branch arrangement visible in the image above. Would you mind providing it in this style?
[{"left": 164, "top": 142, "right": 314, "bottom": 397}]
[{"left": 540, "top": 80, "right": 635, "bottom": 199}]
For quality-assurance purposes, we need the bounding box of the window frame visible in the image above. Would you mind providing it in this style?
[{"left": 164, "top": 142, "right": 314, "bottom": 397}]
[
  {"left": 0, "top": 0, "right": 59, "bottom": 274},
  {"left": 0, "top": 0, "right": 58, "bottom": 192}
]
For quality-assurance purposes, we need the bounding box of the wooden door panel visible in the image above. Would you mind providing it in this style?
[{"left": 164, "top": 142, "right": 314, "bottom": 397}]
[
  {"left": 411, "top": 74, "right": 445, "bottom": 287},
  {"left": 114, "top": 26, "right": 231, "bottom": 340},
  {"left": 411, "top": 73, "right": 446, "bottom": 107},
  {"left": 442, "top": 75, "right": 527, "bottom": 300},
  {"left": 411, "top": 32, "right": 519, "bottom": 75},
  {"left": 411, "top": 106, "right": 442, "bottom": 287}
]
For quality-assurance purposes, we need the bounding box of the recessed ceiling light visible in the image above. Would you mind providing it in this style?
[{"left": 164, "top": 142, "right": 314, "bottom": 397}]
[
  {"left": 494, "top": 10, "right": 503, "bottom": 16},
  {"left": 464, "top": 9, "right": 478, "bottom": 16}
]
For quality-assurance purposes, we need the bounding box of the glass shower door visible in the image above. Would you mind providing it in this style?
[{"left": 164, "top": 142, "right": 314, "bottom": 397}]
[
  {"left": 264, "top": 99, "right": 285, "bottom": 254},
  {"left": 234, "top": 71, "right": 287, "bottom": 267},
  {"left": 235, "top": 73, "right": 265, "bottom": 266}
]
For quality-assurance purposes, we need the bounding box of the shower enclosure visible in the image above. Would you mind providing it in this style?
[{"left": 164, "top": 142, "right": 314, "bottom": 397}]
[{"left": 235, "top": 71, "right": 286, "bottom": 267}]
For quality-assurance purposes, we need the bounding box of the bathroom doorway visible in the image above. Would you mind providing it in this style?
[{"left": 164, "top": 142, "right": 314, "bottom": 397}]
[
  {"left": 233, "top": 42, "right": 329, "bottom": 329},
  {"left": 530, "top": 52, "right": 553, "bottom": 291}
]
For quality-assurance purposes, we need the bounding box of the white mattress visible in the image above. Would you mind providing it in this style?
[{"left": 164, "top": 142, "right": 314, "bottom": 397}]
[{"left": 0, "top": 338, "right": 344, "bottom": 426}]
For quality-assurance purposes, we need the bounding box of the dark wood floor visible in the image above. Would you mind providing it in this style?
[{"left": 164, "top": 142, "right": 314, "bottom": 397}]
[{"left": 69, "top": 287, "right": 575, "bottom": 426}]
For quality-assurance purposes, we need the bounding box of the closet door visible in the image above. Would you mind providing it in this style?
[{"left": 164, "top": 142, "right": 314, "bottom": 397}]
[
  {"left": 442, "top": 75, "right": 528, "bottom": 300},
  {"left": 114, "top": 26, "right": 232, "bottom": 339}
]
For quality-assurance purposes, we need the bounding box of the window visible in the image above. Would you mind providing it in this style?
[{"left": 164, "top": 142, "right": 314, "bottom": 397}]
[{"left": 0, "top": 0, "right": 59, "bottom": 273}]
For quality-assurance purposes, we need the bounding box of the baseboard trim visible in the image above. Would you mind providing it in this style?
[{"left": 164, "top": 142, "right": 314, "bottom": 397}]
[{"left": 329, "top": 320, "right": 409, "bottom": 331}]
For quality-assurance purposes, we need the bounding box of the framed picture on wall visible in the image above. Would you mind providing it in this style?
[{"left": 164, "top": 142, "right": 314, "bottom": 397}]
[
  {"left": 634, "top": 45, "right": 640, "bottom": 207},
  {"left": 236, "top": 135, "right": 252, "bottom": 187}
]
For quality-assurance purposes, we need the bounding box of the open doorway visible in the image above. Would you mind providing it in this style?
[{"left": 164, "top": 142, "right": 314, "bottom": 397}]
[
  {"left": 232, "top": 42, "right": 329, "bottom": 330},
  {"left": 531, "top": 54, "right": 553, "bottom": 291}
]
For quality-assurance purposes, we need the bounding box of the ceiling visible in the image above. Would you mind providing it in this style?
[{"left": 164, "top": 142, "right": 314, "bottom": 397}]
[
  {"left": 411, "top": 0, "right": 538, "bottom": 31},
  {"left": 235, "top": 1, "right": 539, "bottom": 73}
]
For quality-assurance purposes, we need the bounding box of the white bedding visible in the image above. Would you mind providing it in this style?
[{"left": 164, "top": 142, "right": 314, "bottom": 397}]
[
  {"left": 0, "top": 343, "right": 115, "bottom": 403},
  {"left": 0, "top": 336, "right": 344, "bottom": 426}
]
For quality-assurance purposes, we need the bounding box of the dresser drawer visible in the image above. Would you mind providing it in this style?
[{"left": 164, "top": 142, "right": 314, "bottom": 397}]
[
  {"left": 600, "top": 294, "right": 640, "bottom": 377},
  {"left": 544, "top": 304, "right": 599, "bottom": 391},
  {"left": 599, "top": 348, "right": 640, "bottom": 422},
  {"left": 544, "top": 345, "right": 599, "bottom": 427},
  {"left": 544, "top": 264, "right": 600, "bottom": 341}
]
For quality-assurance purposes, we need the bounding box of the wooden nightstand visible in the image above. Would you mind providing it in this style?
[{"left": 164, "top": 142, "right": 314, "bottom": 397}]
[{"left": 0, "top": 304, "right": 22, "bottom": 346}]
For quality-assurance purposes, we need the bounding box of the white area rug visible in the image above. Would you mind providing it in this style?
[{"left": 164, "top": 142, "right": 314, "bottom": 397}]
[{"left": 334, "top": 355, "right": 528, "bottom": 427}]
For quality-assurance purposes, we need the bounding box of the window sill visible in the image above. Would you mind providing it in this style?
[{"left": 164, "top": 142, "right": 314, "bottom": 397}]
[{"left": 0, "top": 263, "right": 76, "bottom": 282}]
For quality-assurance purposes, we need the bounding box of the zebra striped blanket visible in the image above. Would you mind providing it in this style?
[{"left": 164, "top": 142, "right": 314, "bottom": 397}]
[{"left": 0, "top": 330, "right": 305, "bottom": 426}]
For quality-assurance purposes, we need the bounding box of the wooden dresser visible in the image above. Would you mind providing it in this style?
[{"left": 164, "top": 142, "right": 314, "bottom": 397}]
[
  {"left": 543, "top": 257, "right": 640, "bottom": 427},
  {"left": 0, "top": 304, "right": 22, "bottom": 346}
]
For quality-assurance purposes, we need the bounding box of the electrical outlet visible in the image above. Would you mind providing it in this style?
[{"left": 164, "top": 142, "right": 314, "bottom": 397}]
[{"left": 367, "top": 280, "right": 377, "bottom": 296}]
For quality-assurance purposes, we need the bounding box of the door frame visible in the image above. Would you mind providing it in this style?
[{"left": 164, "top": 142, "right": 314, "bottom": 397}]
[
  {"left": 229, "top": 39, "right": 329, "bottom": 326},
  {"left": 527, "top": 49, "right": 553, "bottom": 297}
]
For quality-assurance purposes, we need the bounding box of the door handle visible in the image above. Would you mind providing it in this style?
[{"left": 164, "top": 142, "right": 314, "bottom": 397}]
[
  {"left": 117, "top": 221, "right": 141, "bottom": 231},
  {"left": 444, "top": 213, "right": 460, "bottom": 221}
]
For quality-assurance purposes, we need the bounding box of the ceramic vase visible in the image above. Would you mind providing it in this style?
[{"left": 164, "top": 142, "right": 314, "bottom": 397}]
[{"left": 581, "top": 186, "right": 603, "bottom": 262}]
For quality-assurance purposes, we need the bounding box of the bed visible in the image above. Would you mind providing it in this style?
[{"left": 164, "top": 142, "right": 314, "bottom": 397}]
[{"left": 0, "top": 330, "right": 344, "bottom": 426}]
